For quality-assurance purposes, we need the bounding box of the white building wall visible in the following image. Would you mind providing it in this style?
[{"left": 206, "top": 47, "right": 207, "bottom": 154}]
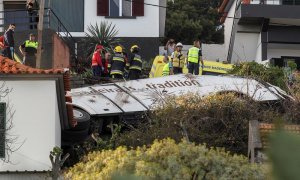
[
  {"left": 223, "top": 0, "right": 238, "bottom": 60},
  {"left": 250, "top": 0, "right": 280, "bottom": 4},
  {"left": 71, "top": 0, "right": 160, "bottom": 37},
  {"left": 255, "top": 33, "right": 262, "bottom": 62},
  {"left": 0, "top": 81, "right": 61, "bottom": 172},
  {"left": 268, "top": 48, "right": 300, "bottom": 59},
  {"left": 231, "top": 32, "right": 260, "bottom": 63}
]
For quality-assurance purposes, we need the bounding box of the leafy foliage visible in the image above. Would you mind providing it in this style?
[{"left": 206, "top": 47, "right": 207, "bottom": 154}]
[
  {"left": 165, "top": 0, "right": 223, "bottom": 44},
  {"left": 83, "top": 21, "right": 121, "bottom": 58},
  {"left": 65, "top": 138, "right": 267, "bottom": 180},
  {"left": 229, "top": 62, "right": 286, "bottom": 89},
  {"left": 116, "top": 93, "right": 279, "bottom": 155},
  {"left": 269, "top": 131, "right": 300, "bottom": 180}
]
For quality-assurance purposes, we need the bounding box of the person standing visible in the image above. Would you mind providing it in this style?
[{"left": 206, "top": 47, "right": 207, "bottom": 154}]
[
  {"left": 127, "top": 45, "right": 143, "bottom": 80},
  {"left": 162, "top": 55, "right": 173, "bottom": 77},
  {"left": 163, "top": 39, "right": 175, "bottom": 62},
  {"left": 171, "top": 42, "right": 185, "bottom": 74},
  {"left": 187, "top": 40, "right": 204, "bottom": 75},
  {"left": 4, "top": 24, "right": 16, "bottom": 60},
  {"left": 164, "top": 39, "right": 175, "bottom": 56},
  {"left": 91, "top": 45, "right": 104, "bottom": 76},
  {"left": 103, "top": 52, "right": 111, "bottom": 77},
  {"left": 109, "top": 46, "right": 126, "bottom": 79},
  {"left": 19, "top": 33, "right": 38, "bottom": 67}
]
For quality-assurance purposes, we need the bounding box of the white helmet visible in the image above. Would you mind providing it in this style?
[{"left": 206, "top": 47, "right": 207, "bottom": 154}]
[{"left": 176, "top": 42, "right": 183, "bottom": 47}]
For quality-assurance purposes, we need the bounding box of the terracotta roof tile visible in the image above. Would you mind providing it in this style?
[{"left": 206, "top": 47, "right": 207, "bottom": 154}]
[
  {"left": 0, "top": 56, "right": 65, "bottom": 74},
  {"left": 0, "top": 56, "right": 77, "bottom": 128}
]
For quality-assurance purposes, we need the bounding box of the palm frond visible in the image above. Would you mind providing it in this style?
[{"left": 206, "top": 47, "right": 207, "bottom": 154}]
[{"left": 84, "top": 21, "right": 121, "bottom": 59}]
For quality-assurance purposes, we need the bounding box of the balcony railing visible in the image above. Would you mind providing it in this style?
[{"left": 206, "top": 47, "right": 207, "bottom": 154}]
[
  {"left": 242, "top": 0, "right": 300, "bottom": 5},
  {"left": 0, "top": 8, "right": 77, "bottom": 60}
]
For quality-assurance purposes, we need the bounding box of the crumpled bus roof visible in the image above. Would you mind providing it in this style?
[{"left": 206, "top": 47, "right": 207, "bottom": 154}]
[{"left": 69, "top": 74, "right": 287, "bottom": 116}]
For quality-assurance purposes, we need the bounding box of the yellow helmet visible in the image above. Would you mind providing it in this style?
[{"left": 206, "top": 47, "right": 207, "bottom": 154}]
[
  {"left": 114, "top": 46, "right": 123, "bottom": 53},
  {"left": 130, "top": 45, "right": 140, "bottom": 52}
]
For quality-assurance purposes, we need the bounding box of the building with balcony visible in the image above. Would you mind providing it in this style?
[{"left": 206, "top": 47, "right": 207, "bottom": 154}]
[
  {"left": 219, "top": 0, "right": 300, "bottom": 69},
  {"left": 0, "top": 0, "right": 166, "bottom": 67},
  {"left": 48, "top": 0, "right": 166, "bottom": 61}
]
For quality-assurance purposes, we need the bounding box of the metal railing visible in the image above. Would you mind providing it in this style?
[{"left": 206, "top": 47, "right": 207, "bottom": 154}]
[{"left": 0, "top": 8, "right": 77, "bottom": 60}]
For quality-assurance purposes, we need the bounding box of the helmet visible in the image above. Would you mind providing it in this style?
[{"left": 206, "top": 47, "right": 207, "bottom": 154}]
[
  {"left": 130, "top": 45, "right": 140, "bottom": 52},
  {"left": 114, "top": 46, "right": 123, "bottom": 53},
  {"left": 176, "top": 42, "right": 183, "bottom": 47},
  {"left": 96, "top": 45, "right": 103, "bottom": 50}
]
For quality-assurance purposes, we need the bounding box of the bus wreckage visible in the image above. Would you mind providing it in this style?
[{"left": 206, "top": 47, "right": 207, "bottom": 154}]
[{"left": 69, "top": 74, "right": 288, "bottom": 122}]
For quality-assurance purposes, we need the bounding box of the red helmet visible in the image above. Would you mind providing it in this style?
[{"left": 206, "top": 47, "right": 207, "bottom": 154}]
[{"left": 96, "top": 45, "right": 103, "bottom": 50}]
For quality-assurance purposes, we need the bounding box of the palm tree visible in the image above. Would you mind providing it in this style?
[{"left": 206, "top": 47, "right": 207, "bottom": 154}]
[{"left": 84, "top": 21, "right": 121, "bottom": 57}]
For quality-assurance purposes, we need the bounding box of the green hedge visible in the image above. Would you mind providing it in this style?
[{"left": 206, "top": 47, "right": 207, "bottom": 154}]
[{"left": 65, "top": 139, "right": 267, "bottom": 180}]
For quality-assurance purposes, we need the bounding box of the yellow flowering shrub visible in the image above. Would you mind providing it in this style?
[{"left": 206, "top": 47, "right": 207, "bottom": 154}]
[{"left": 65, "top": 139, "right": 267, "bottom": 180}]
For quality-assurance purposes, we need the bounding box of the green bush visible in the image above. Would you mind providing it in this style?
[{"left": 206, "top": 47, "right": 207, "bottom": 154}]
[
  {"left": 116, "top": 93, "right": 279, "bottom": 155},
  {"left": 65, "top": 138, "right": 267, "bottom": 180},
  {"left": 229, "top": 62, "right": 286, "bottom": 89}
]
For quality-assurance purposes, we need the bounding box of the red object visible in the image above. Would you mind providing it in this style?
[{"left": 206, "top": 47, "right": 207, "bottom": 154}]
[
  {"left": 103, "top": 58, "right": 109, "bottom": 74},
  {"left": 133, "top": 0, "right": 144, "bottom": 16},
  {"left": 97, "top": 0, "right": 109, "bottom": 16},
  {"left": 92, "top": 50, "right": 103, "bottom": 67},
  {"left": 0, "top": 35, "right": 5, "bottom": 49},
  {"left": 242, "top": 0, "right": 251, "bottom": 4},
  {"left": 96, "top": 45, "right": 103, "bottom": 50}
]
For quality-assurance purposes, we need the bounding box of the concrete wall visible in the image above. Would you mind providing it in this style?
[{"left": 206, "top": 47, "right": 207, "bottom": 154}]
[
  {"left": 52, "top": 34, "right": 70, "bottom": 68},
  {"left": 231, "top": 32, "right": 260, "bottom": 63},
  {"left": 268, "top": 45, "right": 300, "bottom": 59},
  {"left": 223, "top": 0, "right": 238, "bottom": 60},
  {"left": 0, "top": 80, "right": 61, "bottom": 171},
  {"left": 159, "top": 0, "right": 167, "bottom": 37}
]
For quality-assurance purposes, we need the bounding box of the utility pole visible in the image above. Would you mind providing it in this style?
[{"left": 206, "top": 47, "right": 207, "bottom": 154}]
[{"left": 36, "top": 0, "right": 45, "bottom": 68}]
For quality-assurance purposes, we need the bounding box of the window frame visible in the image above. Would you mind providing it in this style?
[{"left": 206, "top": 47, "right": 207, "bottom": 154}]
[
  {"left": 108, "top": 0, "right": 132, "bottom": 17},
  {"left": 0, "top": 102, "right": 6, "bottom": 159}
]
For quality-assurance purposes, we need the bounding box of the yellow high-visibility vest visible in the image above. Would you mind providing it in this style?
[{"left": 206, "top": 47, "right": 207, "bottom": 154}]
[
  {"left": 172, "top": 51, "right": 185, "bottom": 68},
  {"left": 188, "top": 47, "right": 199, "bottom": 63},
  {"left": 25, "top": 40, "right": 38, "bottom": 49}
]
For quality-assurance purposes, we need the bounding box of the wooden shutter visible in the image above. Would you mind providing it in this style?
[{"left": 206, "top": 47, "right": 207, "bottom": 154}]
[
  {"left": 0, "top": 103, "right": 6, "bottom": 158},
  {"left": 97, "top": 0, "right": 109, "bottom": 16},
  {"left": 132, "top": 0, "right": 144, "bottom": 16}
]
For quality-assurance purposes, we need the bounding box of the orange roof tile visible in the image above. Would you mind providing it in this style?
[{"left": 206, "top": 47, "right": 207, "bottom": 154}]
[
  {"left": 0, "top": 56, "right": 77, "bottom": 128},
  {"left": 0, "top": 56, "right": 65, "bottom": 74}
]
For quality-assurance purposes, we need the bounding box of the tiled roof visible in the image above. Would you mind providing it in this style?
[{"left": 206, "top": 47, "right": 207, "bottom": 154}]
[
  {"left": 0, "top": 56, "right": 76, "bottom": 127},
  {"left": 0, "top": 56, "right": 64, "bottom": 74},
  {"left": 259, "top": 123, "right": 300, "bottom": 148}
]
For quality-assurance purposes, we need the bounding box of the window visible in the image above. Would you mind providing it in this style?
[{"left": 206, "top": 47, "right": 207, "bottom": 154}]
[
  {"left": 0, "top": 103, "right": 6, "bottom": 158},
  {"left": 97, "top": 0, "right": 144, "bottom": 17},
  {"left": 282, "top": 0, "right": 300, "bottom": 5}
]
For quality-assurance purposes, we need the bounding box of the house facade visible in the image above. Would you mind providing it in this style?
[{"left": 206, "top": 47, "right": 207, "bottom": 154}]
[
  {"left": 219, "top": 0, "right": 300, "bottom": 69},
  {"left": 49, "top": 0, "right": 167, "bottom": 60}
]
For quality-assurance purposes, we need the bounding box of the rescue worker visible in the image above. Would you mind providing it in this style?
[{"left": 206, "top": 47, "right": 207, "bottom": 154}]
[
  {"left": 127, "top": 45, "right": 143, "bottom": 80},
  {"left": 109, "top": 46, "right": 126, "bottom": 79},
  {"left": 171, "top": 42, "right": 185, "bottom": 74},
  {"left": 19, "top": 33, "right": 38, "bottom": 67},
  {"left": 103, "top": 52, "right": 111, "bottom": 77},
  {"left": 162, "top": 55, "right": 173, "bottom": 76},
  {"left": 91, "top": 44, "right": 104, "bottom": 76},
  {"left": 187, "top": 39, "right": 204, "bottom": 75}
]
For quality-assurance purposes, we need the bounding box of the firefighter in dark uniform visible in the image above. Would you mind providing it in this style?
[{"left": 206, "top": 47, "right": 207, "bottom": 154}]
[
  {"left": 109, "top": 46, "right": 126, "bottom": 79},
  {"left": 19, "top": 33, "right": 38, "bottom": 67},
  {"left": 127, "top": 45, "right": 142, "bottom": 80}
]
